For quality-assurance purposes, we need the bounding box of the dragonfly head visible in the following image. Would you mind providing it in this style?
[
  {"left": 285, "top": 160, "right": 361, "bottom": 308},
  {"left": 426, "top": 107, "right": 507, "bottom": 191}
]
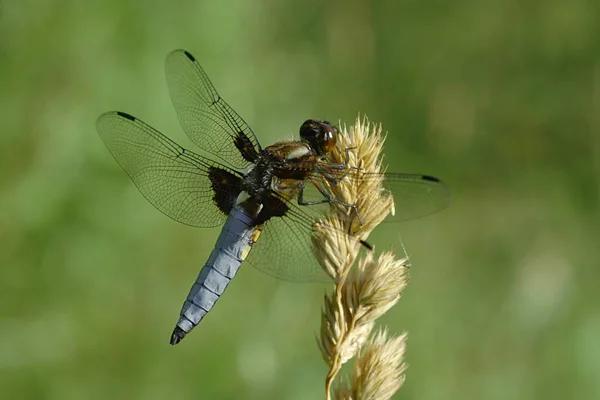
[{"left": 299, "top": 119, "right": 338, "bottom": 156}]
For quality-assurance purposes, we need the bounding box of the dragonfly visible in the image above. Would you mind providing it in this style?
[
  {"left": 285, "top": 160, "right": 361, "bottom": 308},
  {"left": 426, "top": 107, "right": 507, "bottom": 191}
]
[{"left": 97, "top": 49, "right": 450, "bottom": 345}]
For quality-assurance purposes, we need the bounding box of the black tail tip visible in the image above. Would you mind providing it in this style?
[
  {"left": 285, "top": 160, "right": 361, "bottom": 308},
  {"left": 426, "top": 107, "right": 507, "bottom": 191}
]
[{"left": 170, "top": 327, "right": 186, "bottom": 345}]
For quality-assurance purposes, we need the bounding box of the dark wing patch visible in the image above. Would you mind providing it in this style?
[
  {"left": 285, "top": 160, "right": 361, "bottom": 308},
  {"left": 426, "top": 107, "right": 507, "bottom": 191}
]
[
  {"left": 234, "top": 132, "right": 260, "bottom": 163},
  {"left": 255, "top": 193, "right": 289, "bottom": 226},
  {"left": 208, "top": 167, "right": 242, "bottom": 214},
  {"left": 246, "top": 193, "right": 332, "bottom": 282},
  {"left": 165, "top": 49, "right": 262, "bottom": 169},
  {"left": 97, "top": 111, "right": 241, "bottom": 228}
]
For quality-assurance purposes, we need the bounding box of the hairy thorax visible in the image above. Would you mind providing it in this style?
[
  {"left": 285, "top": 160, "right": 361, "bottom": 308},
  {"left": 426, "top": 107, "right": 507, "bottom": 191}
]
[{"left": 242, "top": 141, "right": 318, "bottom": 203}]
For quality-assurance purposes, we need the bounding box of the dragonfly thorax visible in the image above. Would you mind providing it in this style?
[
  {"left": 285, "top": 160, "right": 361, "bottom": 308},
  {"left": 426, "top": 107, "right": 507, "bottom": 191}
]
[
  {"left": 236, "top": 142, "right": 317, "bottom": 225},
  {"left": 240, "top": 156, "right": 278, "bottom": 201}
]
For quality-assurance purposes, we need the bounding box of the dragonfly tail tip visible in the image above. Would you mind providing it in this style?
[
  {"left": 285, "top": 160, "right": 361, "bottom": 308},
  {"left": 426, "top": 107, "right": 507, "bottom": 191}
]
[{"left": 170, "top": 326, "right": 186, "bottom": 345}]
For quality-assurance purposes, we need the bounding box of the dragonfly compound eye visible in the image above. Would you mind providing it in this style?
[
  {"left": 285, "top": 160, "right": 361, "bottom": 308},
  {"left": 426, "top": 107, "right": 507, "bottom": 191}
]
[
  {"left": 319, "top": 121, "right": 337, "bottom": 155},
  {"left": 300, "top": 119, "right": 338, "bottom": 156}
]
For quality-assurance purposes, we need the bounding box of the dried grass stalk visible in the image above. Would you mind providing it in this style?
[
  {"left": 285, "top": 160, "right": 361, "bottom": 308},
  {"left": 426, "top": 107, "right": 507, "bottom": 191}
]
[{"left": 313, "top": 115, "right": 410, "bottom": 400}]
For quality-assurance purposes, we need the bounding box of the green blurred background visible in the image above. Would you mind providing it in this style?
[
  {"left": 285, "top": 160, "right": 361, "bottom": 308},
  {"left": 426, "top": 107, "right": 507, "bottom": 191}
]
[{"left": 1, "top": 0, "right": 598, "bottom": 399}]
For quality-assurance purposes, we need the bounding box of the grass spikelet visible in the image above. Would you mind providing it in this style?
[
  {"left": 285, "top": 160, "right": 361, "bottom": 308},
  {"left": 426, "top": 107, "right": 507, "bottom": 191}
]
[
  {"left": 313, "top": 115, "right": 410, "bottom": 400},
  {"left": 352, "top": 330, "right": 408, "bottom": 400}
]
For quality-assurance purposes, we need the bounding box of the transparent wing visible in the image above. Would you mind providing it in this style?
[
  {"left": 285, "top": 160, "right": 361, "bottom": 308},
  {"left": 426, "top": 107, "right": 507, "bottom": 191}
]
[
  {"left": 248, "top": 172, "right": 450, "bottom": 282},
  {"left": 96, "top": 111, "right": 350, "bottom": 282},
  {"left": 97, "top": 111, "right": 241, "bottom": 228},
  {"left": 165, "top": 49, "right": 262, "bottom": 169},
  {"left": 247, "top": 198, "right": 337, "bottom": 283},
  {"left": 377, "top": 172, "right": 450, "bottom": 222},
  {"left": 315, "top": 168, "right": 451, "bottom": 222}
]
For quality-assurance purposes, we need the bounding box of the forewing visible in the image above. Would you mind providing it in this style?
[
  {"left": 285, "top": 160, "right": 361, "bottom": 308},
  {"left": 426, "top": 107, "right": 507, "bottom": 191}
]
[
  {"left": 246, "top": 170, "right": 449, "bottom": 281},
  {"left": 316, "top": 167, "right": 451, "bottom": 222},
  {"left": 375, "top": 172, "right": 450, "bottom": 222},
  {"left": 165, "top": 49, "right": 261, "bottom": 169},
  {"left": 97, "top": 111, "right": 242, "bottom": 228}
]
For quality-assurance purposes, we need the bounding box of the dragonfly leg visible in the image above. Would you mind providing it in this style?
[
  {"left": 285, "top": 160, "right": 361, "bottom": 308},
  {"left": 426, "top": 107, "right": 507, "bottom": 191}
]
[
  {"left": 297, "top": 188, "right": 330, "bottom": 206},
  {"left": 298, "top": 178, "right": 365, "bottom": 226},
  {"left": 323, "top": 147, "right": 363, "bottom": 185},
  {"left": 324, "top": 166, "right": 358, "bottom": 185},
  {"left": 325, "top": 146, "right": 354, "bottom": 169}
]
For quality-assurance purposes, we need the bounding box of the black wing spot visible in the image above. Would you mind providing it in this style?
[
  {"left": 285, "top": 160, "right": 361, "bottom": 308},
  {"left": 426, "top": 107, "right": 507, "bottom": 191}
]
[
  {"left": 422, "top": 175, "right": 440, "bottom": 182},
  {"left": 208, "top": 167, "right": 242, "bottom": 214},
  {"left": 117, "top": 111, "right": 135, "bottom": 121},
  {"left": 234, "top": 132, "right": 260, "bottom": 163},
  {"left": 255, "top": 195, "right": 289, "bottom": 226},
  {"left": 183, "top": 50, "right": 196, "bottom": 62}
]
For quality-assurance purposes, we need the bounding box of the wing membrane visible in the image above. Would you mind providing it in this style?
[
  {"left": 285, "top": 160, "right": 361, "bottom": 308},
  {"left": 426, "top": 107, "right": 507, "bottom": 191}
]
[
  {"left": 98, "top": 49, "right": 450, "bottom": 285},
  {"left": 375, "top": 172, "right": 450, "bottom": 222},
  {"left": 248, "top": 170, "right": 450, "bottom": 281},
  {"left": 97, "top": 111, "right": 241, "bottom": 228},
  {"left": 165, "top": 49, "right": 261, "bottom": 169},
  {"left": 313, "top": 168, "right": 451, "bottom": 222},
  {"left": 247, "top": 194, "right": 336, "bottom": 283}
]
